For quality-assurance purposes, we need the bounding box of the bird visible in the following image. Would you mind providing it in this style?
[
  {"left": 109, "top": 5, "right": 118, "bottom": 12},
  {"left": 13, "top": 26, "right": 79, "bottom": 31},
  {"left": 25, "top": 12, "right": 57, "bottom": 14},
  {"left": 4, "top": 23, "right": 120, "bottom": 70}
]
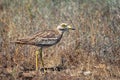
[{"left": 13, "top": 23, "right": 75, "bottom": 72}]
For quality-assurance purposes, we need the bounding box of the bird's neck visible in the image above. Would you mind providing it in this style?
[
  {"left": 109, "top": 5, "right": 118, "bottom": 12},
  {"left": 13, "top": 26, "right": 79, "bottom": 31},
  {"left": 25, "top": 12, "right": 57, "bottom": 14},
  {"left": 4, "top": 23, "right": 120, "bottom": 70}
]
[
  {"left": 57, "top": 29, "right": 64, "bottom": 35},
  {"left": 55, "top": 29, "right": 64, "bottom": 43}
]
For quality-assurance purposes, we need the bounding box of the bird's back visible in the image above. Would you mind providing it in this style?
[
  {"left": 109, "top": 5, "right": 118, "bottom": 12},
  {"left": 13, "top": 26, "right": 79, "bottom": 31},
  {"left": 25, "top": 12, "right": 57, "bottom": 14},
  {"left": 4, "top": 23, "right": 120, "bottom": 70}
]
[{"left": 14, "top": 30, "right": 63, "bottom": 47}]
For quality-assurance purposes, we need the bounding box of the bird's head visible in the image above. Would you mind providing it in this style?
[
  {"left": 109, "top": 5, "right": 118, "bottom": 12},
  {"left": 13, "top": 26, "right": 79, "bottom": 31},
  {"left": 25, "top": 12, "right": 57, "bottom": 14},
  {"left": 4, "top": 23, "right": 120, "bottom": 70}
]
[{"left": 57, "top": 23, "right": 75, "bottom": 32}]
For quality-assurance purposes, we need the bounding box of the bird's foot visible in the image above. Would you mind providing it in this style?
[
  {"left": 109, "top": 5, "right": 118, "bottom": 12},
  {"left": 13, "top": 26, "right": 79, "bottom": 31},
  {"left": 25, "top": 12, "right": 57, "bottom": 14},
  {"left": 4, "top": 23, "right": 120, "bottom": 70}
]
[{"left": 40, "top": 68, "right": 47, "bottom": 74}]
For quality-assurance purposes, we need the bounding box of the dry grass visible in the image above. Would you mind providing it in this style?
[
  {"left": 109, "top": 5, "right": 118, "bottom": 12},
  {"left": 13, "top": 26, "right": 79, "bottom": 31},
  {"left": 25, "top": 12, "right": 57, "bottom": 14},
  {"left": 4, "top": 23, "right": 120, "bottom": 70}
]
[{"left": 0, "top": 0, "right": 120, "bottom": 80}]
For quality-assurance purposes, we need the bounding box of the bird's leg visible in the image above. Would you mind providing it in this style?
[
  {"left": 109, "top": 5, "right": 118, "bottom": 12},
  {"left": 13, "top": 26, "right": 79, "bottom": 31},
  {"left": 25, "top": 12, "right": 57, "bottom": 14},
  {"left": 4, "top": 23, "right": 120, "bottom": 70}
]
[
  {"left": 39, "top": 47, "right": 45, "bottom": 72},
  {"left": 35, "top": 50, "right": 39, "bottom": 71}
]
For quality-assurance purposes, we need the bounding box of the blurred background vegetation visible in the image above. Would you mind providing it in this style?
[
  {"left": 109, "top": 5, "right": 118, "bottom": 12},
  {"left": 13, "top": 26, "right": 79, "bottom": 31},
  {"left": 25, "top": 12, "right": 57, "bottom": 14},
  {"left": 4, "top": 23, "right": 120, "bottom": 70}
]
[{"left": 0, "top": 0, "right": 120, "bottom": 80}]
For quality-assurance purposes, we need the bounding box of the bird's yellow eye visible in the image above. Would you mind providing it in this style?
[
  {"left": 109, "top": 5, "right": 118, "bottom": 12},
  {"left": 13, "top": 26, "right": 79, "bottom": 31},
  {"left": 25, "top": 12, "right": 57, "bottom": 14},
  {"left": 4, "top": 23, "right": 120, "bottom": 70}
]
[{"left": 61, "top": 23, "right": 67, "bottom": 27}]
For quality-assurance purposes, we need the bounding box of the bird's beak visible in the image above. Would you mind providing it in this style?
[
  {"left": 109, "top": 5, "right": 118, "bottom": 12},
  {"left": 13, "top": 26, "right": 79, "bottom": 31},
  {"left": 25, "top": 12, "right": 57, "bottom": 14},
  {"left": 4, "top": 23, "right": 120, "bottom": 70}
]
[{"left": 67, "top": 26, "right": 75, "bottom": 30}]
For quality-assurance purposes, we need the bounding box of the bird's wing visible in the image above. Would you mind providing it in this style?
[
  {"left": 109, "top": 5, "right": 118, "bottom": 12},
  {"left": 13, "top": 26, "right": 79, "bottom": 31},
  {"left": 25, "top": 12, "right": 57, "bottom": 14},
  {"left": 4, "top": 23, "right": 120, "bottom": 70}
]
[{"left": 15, "top": 30, "right": 60, "bottom": 45}]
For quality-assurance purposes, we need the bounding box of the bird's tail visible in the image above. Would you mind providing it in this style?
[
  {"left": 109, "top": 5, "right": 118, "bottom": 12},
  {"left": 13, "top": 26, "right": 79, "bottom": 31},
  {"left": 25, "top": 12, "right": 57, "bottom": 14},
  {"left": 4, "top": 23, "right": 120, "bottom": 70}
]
[{"left": 10, "top": 39, "right": 29, "bottom": 45}]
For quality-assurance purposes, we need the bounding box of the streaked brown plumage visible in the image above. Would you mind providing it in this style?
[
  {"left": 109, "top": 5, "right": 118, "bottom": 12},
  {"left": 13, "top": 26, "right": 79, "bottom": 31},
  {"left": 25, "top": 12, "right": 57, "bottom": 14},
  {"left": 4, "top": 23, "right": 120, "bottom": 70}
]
[
  {"left": 14, "top": 30, "right": 63, "bottom": 47},
  {"left": 13, "top": 23, "right": 75, "bottom": 71}
]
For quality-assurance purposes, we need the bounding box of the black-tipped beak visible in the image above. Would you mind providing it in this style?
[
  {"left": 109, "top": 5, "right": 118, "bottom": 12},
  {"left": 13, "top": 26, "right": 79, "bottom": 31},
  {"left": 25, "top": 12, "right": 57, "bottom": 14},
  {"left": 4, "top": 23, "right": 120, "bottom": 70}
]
[
  {"left": 71, "top": 27, "right": 75, "bottom": 30},
  {"left": 68, "top": 26, "right": 75, "bottom": 30}
]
